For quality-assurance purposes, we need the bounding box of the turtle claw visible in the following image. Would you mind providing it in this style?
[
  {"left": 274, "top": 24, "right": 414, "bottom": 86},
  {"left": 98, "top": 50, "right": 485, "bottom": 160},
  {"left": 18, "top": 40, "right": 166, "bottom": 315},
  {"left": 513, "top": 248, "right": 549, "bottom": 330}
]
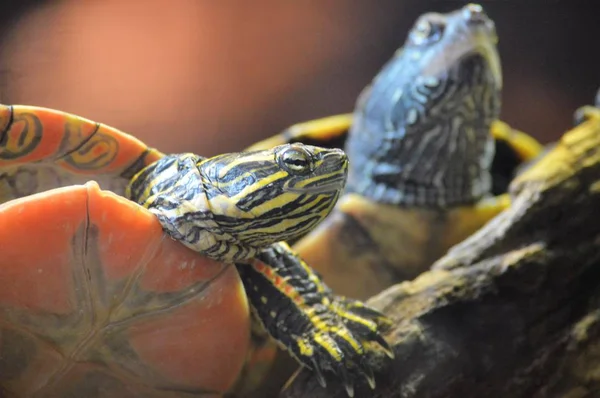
[
  {"left": 290, "top": 324, "right": 380, "bottom": 396},
  {"left": 284, "top": 295, "right": 392, "bottom": 396},
  {"left": 344, "top": 382, "right": 355, "bottom": 397},
  {"left": 365, "top": 374, "right": 376, "bottom": 390},
  {"left": 328, "top": 295, "right": 395, "bottom": 360},
  {"left": 373, "top": 332, "right": 395, "bottom": 359},
  {"left": 360, "top": 362, "right": 376, "bottom": 389},
  {"left": 310, "top": 357, "right": 328, "bottom": 388},
  {"left": 338, "top": 365, "right": 355, "bottom": 397}
]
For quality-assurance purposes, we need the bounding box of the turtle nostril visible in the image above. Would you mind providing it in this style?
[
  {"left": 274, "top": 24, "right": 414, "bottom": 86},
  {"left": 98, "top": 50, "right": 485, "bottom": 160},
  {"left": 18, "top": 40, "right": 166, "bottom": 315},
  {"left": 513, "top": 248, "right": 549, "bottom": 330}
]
[{"left": 463, "top": 3, "right": 489, "bottom": 24}]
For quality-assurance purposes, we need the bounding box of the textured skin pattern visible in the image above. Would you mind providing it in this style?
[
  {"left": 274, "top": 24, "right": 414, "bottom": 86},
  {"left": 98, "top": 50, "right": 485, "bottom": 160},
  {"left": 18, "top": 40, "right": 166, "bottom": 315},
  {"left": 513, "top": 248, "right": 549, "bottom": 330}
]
[
  {"left": 127, "top": 145, "right": 346, "bottom": 262},
  {"left": 237, "top": 243, "right": 392, "bottom": 396},
  {"left": 346, "top": 4, "right": 501, "bottom": 207}
]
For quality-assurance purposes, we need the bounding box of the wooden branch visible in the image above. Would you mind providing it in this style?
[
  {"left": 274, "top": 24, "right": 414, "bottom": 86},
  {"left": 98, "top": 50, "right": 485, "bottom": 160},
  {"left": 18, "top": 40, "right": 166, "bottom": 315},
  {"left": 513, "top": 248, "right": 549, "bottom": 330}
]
[{"left": 280, "top": 107, "right": 600, "bottom": 398}]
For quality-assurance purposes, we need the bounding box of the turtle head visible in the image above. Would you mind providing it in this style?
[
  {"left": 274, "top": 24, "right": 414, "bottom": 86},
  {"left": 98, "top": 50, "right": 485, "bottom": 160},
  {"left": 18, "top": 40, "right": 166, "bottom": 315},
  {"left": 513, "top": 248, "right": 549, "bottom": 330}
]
[
  {"left": 346, "top": 3, "right": 501, "bottom": 207},
  {"left": 127, "top": 144, "right": 348, "bottom": 262},
  {"left": 198, "top": 143, "right": 348, "bottom": 247}
]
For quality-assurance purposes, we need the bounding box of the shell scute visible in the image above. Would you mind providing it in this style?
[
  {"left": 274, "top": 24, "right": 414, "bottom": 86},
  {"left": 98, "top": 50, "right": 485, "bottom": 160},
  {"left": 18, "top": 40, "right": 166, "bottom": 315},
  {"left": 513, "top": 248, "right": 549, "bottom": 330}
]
[
  {"left": 0, "top": 181, "right": 250, "bottom": 397},
  {"left": 0, "top": 183, "right": 88, "bottom": 313},
  {"left": 0, "top": 105, "right": 96, "bottom": 165},
  {"left": 0, "top": 105, "right": 165, "bottom": 203},
  {"left": 55, "top": 122, "right": 163, "bottom": 177}
]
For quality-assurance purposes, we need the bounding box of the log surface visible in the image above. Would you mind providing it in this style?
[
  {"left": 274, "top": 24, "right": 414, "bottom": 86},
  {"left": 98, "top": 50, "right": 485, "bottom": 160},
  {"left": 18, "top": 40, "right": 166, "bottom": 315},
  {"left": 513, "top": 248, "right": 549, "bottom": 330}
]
[{"left": 281, "top": 108, "right": 600, "bottom": 398}]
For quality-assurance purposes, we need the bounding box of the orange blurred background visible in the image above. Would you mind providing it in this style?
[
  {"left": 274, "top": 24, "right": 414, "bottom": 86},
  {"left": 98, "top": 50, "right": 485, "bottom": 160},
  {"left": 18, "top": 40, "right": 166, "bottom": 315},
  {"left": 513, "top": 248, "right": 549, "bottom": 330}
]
[{"left": 0, "top": 0, "right": 598, "bottom": 156}]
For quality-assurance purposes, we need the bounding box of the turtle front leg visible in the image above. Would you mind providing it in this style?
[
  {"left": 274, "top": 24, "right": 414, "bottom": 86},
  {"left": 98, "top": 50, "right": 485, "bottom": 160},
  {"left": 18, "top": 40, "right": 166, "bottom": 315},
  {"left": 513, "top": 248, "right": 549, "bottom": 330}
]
[{"left": 236, "top": 242, "right": 393, "bottom": 397}]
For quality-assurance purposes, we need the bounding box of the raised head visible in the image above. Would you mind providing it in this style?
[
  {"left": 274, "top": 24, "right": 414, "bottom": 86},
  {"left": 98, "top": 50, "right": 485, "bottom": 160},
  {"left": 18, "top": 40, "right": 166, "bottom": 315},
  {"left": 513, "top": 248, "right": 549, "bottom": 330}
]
[
  {"left": 127, "top": 143, "right": 348, "bottom": 262},
  {"left": 346, "top": 3, "right": 501, "bottom": 207}
]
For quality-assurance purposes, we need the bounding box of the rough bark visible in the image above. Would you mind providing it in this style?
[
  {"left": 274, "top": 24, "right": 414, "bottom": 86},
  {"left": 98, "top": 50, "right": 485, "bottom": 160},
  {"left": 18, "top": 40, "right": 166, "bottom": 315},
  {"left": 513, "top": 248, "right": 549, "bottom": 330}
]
[{"left": 280, "top": 108, "right": 600, "bottom": 398}]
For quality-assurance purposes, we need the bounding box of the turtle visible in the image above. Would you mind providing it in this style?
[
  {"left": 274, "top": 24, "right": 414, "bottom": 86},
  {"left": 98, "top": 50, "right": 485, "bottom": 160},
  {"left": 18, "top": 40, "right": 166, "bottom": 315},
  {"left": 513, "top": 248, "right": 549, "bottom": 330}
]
[
  {"left": 0, "top": 104, "right": 393, "bottom": 397},
  {"left": 246, "top": 3, "right": 544, "bottom": 300}
]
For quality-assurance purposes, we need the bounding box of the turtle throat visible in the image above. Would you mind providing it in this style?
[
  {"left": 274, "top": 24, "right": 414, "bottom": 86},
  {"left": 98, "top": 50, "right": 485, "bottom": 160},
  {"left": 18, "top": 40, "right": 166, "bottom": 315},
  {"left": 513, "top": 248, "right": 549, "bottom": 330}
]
[{"left": 345, "top": 52, "right": 500, "bottom": 209}]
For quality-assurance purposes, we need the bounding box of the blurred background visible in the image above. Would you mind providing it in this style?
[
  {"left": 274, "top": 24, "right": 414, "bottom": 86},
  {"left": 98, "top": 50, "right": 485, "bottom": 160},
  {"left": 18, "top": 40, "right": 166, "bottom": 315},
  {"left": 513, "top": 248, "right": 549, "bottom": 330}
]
[{"left": 0, "top": 0, "right": 598, "bottom": 156}]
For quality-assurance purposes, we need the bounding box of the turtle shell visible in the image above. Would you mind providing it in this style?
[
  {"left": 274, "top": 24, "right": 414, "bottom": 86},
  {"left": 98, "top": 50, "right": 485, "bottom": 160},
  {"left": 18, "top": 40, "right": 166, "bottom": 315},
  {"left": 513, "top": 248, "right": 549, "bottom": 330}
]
[
  {"left": 0, "top": 104, "right": 163, "bottom": 204},
  {"left": 0, "top": 104, "right": 272, "bottom": 397},
  {"left": 0, "top": 181, "right": 250, "bottom": 397}
]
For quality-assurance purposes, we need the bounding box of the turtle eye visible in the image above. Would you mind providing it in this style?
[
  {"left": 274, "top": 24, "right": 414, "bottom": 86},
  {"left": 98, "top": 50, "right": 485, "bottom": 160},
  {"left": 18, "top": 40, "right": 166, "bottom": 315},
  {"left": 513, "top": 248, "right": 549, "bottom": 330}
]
[
  {"left": 409, "top": 19, "right": 443, "bottom": 46},
  {"left": 279, "top": 146, "right": 313, "bottom": 175}
]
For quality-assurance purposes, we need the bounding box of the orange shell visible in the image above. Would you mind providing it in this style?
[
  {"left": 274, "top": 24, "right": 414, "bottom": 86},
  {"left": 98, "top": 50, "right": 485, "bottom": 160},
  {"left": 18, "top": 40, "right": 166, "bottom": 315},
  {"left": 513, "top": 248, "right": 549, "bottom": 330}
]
[
  {"left": 0, "top": 181, "right": 250, "bottom": 397},
  {"left": 0, "top": 104, "right": 164, "bottom": 203}
]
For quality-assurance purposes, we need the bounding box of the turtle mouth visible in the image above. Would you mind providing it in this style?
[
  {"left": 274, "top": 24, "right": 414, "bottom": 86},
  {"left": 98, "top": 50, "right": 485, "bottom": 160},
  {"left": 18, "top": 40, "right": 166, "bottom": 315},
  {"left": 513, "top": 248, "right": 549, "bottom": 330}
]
[{"left": 283, "top": 151, "right": 349, "bottom": 194}]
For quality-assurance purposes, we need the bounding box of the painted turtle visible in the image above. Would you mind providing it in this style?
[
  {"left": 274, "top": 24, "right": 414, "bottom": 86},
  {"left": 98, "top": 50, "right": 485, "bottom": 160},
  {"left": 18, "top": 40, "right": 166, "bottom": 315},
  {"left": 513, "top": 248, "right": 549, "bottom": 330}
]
[
  {"left": 0, "top": 105, "right": 391, "bottom": 397},
  {"left": 247, "top": 3, "right": 544, "bottom": 299}
]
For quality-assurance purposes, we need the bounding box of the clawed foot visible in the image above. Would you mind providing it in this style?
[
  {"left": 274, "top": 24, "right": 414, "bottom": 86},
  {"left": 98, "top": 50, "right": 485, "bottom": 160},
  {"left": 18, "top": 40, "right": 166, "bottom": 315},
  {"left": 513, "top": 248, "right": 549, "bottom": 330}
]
[
  {"left": 288, "top": 299, "right": 394, "bottom": 397},
  {"left": 241, "top": 244, "right": 394, "bottom": 396}
]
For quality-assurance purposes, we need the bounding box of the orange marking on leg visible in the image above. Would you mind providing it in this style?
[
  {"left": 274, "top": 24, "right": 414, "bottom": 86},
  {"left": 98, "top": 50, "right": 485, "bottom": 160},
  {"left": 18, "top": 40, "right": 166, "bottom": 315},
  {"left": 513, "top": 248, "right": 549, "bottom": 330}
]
[
  {"left": 274, "top": 275, "right": 284, "bottom": 289},
  {"left": 253, "top": 261, "right": 266, "bottom": 273},
  {"left": 264, "top": 266, "right": 274, "bottom": 279},
  {"left": 284, "top": 285, "right": 295, "bottom": 298},
  {"left": 251, "top": 259, "right": 306, "bottom": 307}
]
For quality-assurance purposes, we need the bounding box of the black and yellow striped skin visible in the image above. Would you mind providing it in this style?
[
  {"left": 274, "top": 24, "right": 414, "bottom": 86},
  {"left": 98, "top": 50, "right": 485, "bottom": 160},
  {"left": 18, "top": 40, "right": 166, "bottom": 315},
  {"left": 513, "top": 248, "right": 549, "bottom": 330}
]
[
  {"left": 127, "top": 144, "right": 347, "bottom": 263},
  {"left": 126, "top": 143, "right": 392, "bottom": 395},
  {"left": 237, "top": 242, "right": 393, "bottom": 396}
]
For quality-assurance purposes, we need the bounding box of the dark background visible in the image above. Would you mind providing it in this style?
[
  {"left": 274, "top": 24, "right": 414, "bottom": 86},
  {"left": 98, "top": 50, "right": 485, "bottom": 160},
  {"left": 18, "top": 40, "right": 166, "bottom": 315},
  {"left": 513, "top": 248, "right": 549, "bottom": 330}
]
[{"left": 0, "top": 1, "right": 597, "bottom": 155}]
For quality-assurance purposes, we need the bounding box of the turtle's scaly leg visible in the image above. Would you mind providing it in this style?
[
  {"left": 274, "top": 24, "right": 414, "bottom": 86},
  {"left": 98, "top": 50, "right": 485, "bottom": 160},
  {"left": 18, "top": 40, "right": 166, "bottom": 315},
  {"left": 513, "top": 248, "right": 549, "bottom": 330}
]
[{"left": 236, "top": 242, "right": 393, "bottom": 397}]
